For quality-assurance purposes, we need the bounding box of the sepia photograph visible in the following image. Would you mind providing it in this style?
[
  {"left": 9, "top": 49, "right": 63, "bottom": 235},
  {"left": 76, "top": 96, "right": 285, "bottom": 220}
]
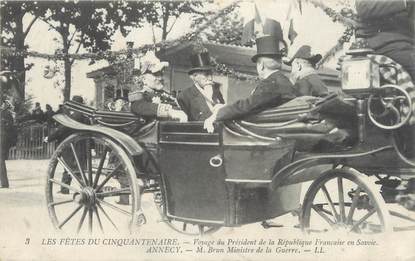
[{"left": 0, "top": 0, "right": 414, "bottom": 260}]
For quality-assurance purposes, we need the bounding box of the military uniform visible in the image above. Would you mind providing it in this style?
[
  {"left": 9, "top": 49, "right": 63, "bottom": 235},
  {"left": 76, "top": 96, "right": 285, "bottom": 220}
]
[
  {"left": 294, "top": 73, "right": 328, "bottom": 97},
  {"left": 356, "top": 0, "right": 415, "bottom": 81},
  {"left": 129, "top": 89, "right": 179, "bottom": 120},
  {"left": 216, "top": 71, "right": 297, "bottom": 121}
]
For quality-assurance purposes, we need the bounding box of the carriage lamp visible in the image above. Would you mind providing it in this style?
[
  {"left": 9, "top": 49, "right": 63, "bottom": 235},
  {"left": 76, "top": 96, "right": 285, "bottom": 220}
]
[{"left": 341, "top": 49, "right": 380, "bottom": 95}]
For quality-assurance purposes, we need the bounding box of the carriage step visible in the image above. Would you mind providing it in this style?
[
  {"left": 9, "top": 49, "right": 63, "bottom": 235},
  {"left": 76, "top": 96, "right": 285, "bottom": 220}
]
[{"left": 261, "top": 221, "right": 283, "bottom": 228}]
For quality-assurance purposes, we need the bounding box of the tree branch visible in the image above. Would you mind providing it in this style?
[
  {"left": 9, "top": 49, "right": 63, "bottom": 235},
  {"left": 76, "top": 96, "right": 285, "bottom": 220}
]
[
  {"left": 68, "top": 26, "right": 79, "bottom": 45},
  {"left": 166, "top": 16, "right": 178, "bottom": 35},
  {"left": 23, "top": 15, "right": 39, "bottom": 40},
  {"left": 70, "top": 32, "right": 84, "bottom": 65},
  {"left": 41, "top": 18, "right": 60, "bottom": 33}
]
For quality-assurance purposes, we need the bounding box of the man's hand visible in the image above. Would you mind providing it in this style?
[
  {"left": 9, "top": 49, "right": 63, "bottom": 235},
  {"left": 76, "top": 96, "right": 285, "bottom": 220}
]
[
  {"left": 203, "top": 114, "right": 216, "bottom": 133},
  {"left": 169, "top": 109, "right": 188, "bottom": 122},
  {"left": 43, "top": 136, "right": 49, "bottom": 143}
]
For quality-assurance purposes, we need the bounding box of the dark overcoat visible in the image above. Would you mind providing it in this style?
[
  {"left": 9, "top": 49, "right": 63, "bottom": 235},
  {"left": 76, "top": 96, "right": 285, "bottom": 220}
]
[
  {"left": 294, "top": 74, "right": 328, "bottom": 97},
  {"left": 215, "top": 71, "right": 298, "bottom": 121}
]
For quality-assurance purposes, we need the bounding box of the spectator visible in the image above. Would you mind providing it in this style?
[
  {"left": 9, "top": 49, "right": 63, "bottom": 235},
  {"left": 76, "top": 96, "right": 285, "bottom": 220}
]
[
  {"left": 32, "top": 102, "right": 44, "bottom": 123},
  {"left": 44, "top": 104, "right": 55, "bottom": 127}
]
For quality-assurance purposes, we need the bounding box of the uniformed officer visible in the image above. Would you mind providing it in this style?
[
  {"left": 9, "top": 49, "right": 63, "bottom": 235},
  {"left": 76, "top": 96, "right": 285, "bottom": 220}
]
[
  {"left": 129, "top": 51, "right": 187, "bottom": 122},
  {"left": 285, "top": 45, "right": 328, "bottom": 97},
  {"left": 204, "top": 35, "right": 298, "bottom": 132}
]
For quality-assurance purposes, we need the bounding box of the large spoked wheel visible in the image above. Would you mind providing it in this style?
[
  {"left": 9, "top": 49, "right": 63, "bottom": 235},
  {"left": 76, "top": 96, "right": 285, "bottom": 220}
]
[
  {"left": 301, "top": 167, "right": 392, "bottom": 234},
  {"left": 153, "top": 191, "right": 221, "bottom": 236},
  {"left": 46, "top": 132, "right": 143, "bottom": 234}
]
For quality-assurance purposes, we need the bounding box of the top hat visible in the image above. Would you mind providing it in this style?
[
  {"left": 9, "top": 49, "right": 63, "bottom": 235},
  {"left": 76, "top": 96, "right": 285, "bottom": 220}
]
[
  {"left": 284, "top": 45, "right": 322, "bottom": 66},
  {"left": 251, "top": 35, "right": 287, "bottom": 63},
  {"left": 72, "top": 95, "right": 84, "bottom": 104},
  {"left": 188, "top": 52, "right": 213, "bottom": 74}
]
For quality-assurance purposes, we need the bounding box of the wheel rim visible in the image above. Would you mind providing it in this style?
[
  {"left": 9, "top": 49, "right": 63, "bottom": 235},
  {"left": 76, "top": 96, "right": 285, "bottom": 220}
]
[
  {"left": 46, "top": 133, "right": 141, "bottom": 234},
  {"left": 301, "top": 168, "right": 392, "bottom": 234},
  {"left": 153, "top": 191, "right": 220, "bottom": 236}
]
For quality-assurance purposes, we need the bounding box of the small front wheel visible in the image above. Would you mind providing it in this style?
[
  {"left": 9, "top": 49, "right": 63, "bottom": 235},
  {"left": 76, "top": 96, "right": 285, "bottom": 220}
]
[{"left": 301, "top": 168, "right": 392, "bottom": 234}]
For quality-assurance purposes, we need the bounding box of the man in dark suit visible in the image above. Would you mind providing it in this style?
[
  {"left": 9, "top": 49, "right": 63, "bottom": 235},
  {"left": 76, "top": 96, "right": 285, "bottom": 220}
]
[
  {"left": 355, "top": 0, "right": 415, "bottom": 81},
  {"left": 177, "top": 51, "right": 225, "bottom": 121},
  {"left": 285, "top": 45, "right": 328, "bottom": 97},
  {"left": 204, "top": 35, "right": 298, "bottom": 132}
]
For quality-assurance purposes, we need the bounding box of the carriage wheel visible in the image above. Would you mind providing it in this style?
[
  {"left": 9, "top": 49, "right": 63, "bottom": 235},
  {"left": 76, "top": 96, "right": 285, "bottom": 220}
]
[
  {"left": 153, "top": 191, "right": 221, "bottom": 236},
  {"left": 301, "top": 167, "right": 392, "bottom": 234},
  {"left": 46, "top": 132, "right": 143, "bottom": 234}
]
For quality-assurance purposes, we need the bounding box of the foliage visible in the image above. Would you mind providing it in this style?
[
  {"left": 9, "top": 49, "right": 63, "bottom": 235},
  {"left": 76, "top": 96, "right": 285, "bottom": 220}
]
[
  {"left": 0, "top": 1, "right": 46, "bottom": 101},
  {"left": 191, "top": 7, "right": 244, "bottom": 45}
]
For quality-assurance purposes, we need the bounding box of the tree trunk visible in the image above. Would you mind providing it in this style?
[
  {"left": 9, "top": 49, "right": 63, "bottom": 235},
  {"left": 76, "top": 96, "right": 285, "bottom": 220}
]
[
  {"left": 161, "top": 6, "right": 170, "bottom": 40},
  {"left": 61, "top": 26, "right": 71, "bottom": 102},
  {"left": 12, "top": 11, "right": 26, "bottom": 101},
  {"left": 63, "top": 57, "right": 71, "bottom": 101}
]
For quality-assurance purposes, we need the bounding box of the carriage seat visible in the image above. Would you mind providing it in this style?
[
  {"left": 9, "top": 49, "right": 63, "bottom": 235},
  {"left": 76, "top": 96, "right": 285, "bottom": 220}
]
[
  {"left": 227, "top": 94, "right": 356, "bottom": 152},
  {"left": 64, "top": 101, "right": 148, "bottom": 134}
]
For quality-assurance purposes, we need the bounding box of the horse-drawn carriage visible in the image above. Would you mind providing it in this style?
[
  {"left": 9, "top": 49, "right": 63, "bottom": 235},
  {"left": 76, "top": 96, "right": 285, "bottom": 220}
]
[{"left": 45, "top": 49, "right": 415, "bottom": 235}]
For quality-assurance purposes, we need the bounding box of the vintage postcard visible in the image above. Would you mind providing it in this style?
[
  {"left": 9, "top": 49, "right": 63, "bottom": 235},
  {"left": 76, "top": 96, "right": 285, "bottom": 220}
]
[{"left": 1, "top": 0, "right": 414, "bottom": 260}]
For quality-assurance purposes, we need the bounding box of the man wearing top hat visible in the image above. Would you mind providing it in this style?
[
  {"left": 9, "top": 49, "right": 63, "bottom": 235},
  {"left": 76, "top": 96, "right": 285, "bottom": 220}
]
[
  {"left": 177, "top": 51, "right": 225, "bottom": 121},
  {"left": 285, "top": 45, "right": 328, "bottom": 97},
  {"left": 204, "top": 35, "right": 298, "bottom": 133}
]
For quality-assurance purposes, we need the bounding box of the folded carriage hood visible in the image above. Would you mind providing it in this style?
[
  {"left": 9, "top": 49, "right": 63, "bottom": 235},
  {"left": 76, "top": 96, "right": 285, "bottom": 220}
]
[{"left": 53, "top": 113, "right": 143, "bottom": 156}]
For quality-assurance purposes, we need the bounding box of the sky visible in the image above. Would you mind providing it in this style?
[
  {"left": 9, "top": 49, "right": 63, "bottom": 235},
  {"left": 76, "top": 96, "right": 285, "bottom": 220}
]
[{"left": 21, "top": 0, "right": 348, "bottom": 110}]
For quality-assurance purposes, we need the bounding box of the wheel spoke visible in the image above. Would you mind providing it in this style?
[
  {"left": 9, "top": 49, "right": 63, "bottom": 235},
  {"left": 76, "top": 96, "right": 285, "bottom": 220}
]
[
  {"left": 337, "top": 177, "right": 346, "bottom": 223},
  {"left": 58, "top": 204, "right": 83, "bottom": 229},
  {"left": 97, "top": 198, "right": 131, "bottom": 217},
  {"left": 95, "top": 163, "right": 122, "bottom": 193},
  {"left": 49, "top": 199, "right": 74, "bottom": 207},
  {"left": 77, "top": 206, "right": 88, "bottom": 233},
  {"left": 49, "top": 178, "right": 81, "bottom": 193},
  {"left": 96, "top": 202, "right": 119, "bottom": 231},
  {"left": 349, "top": 208, "right": 376, "bottom": 233},
  {"left": 93, "top": 148, "right": 108, "bottom": 188},
  {"left": 88, "top": 207, "right": 93, "bottom": 234},
  {"left": 86, "top": 140, "right": 93, "bottom": 186},
  {"left": 96, "top": 188, "right": 131, "bottom": 198},
  {"left": 57, "top": 157, "right": 85, "bottom": 187},
  {"left": 94, "top": 206, "right": 104, "bottom": 233},
  {"left": 312, "top": 206, "right": 335, "bottom": 226},
  {"left": 198, "top": 225, "right": 205, "bottom": 236},
  {"left": 70, "top": 143, "right": 88, "bottom": 186},
  {"left": 389, "top": 210, "right": 415, "bottom": 222},
  {"left": 321, "top": 185, "right": 340, "bottom": 223},
  {"left": 347, "top": 187, "right": 362, "bottom": 225}
]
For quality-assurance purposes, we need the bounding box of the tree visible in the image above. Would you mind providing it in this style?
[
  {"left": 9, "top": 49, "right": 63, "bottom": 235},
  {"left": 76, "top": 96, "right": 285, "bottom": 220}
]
[
  {"left": 191, "top": 7, "right": 244, "bottom": 46},
  {"left": 146, "top": 2, "right": 207, "bottom": 41},
  {"left": 0, "top": 1, "right": 45, "bottom": 101},
  {"left": 37, "top": 1, "right": 156, "bottom": 101}
]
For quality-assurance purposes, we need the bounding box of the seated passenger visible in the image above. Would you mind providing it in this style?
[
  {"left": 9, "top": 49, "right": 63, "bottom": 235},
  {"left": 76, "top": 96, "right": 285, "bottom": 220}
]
[
  {"left": 177, "top": 51, "right": 225, "bottom": 121},
  {"left": 129, "top": 51, "right": 187, "bottom": 122},
  {"left": 355, "top": 0, "right": 414, "bottom": 81},
  {"left": 285, "top": 45, "right": 328, "bottom": 97},
  {"left": 204, "top": 35, "right": 298, "bottom": 133}
]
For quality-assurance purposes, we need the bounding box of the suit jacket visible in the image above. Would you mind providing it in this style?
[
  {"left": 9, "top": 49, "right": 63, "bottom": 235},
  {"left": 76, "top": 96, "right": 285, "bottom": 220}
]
[
  {"left": 295, "top": 74, "right": 328, "bottom": 97},
  {"left": 355, "top": 0, "right": 414, "bottom": 49},
  {"left": 216, "top": 71, "right": 297, "bottom": 121},
  {"left": 177, "top": 83, "right": 224, "bottom": 121}
]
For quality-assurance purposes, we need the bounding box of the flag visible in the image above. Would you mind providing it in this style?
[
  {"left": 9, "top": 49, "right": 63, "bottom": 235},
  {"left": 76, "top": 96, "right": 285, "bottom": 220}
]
[{"left": 241, "top": 0, "right": 301, "bottom": 46}]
